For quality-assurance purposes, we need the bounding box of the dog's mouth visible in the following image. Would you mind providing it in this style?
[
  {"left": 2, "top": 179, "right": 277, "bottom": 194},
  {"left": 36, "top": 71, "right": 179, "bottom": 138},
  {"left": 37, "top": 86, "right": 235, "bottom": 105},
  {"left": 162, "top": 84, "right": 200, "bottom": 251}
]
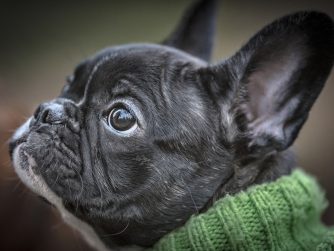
[
  {"left": 9, "top": 138, "right": 26, "bottom": 159},
  {"left": 11, "top": 143, "right": 111, "bottom": 251},
  {"left": 10, "top": 118, "right": 115, "bottom": 214},
  {"left": 12, "top": 115, "right": 86, "bottom": 194}
]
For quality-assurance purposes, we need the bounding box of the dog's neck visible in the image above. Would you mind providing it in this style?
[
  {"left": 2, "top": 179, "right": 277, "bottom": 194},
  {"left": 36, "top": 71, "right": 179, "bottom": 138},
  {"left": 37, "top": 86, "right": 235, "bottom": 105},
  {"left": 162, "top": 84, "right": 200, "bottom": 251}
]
[
  {"left": 200, "top": 149, "right": 295, "bottom": 212},
  {"left": 83, "top": 149, "right": 295, "bottom": 248}
]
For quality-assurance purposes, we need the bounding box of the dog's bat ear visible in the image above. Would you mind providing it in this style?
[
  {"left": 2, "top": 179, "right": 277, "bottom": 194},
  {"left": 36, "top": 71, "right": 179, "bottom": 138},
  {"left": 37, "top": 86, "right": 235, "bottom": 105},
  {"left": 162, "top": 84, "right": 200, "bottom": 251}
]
[
  {"left": 162, "top": 0, "right": 217, "bottom": 62},
  {"left": 202, "top": 11, "right": 334, "bottom": 155}
]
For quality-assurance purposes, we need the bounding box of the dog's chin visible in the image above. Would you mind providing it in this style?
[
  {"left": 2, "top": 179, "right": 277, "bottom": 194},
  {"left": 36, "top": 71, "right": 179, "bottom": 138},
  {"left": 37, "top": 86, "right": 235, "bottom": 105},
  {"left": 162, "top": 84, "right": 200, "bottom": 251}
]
[{"left": 13, "top": 144, "right": 56, "bottom": 201}]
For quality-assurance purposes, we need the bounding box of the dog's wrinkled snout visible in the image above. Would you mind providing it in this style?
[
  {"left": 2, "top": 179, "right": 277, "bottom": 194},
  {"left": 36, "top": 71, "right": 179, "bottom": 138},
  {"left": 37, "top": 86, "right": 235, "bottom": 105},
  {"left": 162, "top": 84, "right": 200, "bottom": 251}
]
[{"left": 34, "top": 103, "right": 66, "bottom": 125}]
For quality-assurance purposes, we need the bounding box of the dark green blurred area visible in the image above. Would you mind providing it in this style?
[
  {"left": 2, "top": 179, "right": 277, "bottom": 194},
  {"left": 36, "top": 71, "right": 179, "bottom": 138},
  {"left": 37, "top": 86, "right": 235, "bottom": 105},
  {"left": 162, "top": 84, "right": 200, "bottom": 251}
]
[{"left": 0, "top": 1, "right": 333, "bottom": 251}]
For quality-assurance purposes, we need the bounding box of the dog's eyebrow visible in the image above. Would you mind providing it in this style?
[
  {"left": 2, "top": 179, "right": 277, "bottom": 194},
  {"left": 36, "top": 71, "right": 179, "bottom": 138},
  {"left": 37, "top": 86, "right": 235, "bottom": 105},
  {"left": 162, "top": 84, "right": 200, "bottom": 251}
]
[
  {"left": 109, "top": 78, "right": 147, "bottom": 108},
  {"left": 110, "top": 79, "right": 138, "bottom": 98}
]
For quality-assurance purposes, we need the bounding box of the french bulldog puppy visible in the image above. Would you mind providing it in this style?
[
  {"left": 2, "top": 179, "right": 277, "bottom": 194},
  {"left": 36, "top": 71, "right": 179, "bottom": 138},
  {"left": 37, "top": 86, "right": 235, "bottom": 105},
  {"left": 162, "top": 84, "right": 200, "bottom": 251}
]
[{"left": 9, "top": 0, "right": 334, "bottom": 250}]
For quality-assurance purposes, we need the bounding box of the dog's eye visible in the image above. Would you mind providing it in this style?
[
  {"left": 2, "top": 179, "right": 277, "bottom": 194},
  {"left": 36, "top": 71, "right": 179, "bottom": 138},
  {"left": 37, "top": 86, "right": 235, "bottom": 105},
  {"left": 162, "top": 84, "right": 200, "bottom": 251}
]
[{"left": 108, "top": 105, "right": 137, "bottom": 132}]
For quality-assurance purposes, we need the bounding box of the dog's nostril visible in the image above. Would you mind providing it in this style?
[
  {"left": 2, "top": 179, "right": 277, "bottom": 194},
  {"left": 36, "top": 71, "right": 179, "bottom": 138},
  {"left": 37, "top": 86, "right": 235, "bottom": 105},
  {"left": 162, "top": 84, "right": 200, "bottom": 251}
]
[{"left": 41, "top": 109, "right": 51, "bottom": 123}]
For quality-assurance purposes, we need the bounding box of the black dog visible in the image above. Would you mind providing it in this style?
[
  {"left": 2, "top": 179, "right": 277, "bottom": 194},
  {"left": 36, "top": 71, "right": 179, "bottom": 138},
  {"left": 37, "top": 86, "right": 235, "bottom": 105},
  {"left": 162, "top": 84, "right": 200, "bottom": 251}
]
[{"left": 9, "top": 0, "right": 334, "bottom": 250}]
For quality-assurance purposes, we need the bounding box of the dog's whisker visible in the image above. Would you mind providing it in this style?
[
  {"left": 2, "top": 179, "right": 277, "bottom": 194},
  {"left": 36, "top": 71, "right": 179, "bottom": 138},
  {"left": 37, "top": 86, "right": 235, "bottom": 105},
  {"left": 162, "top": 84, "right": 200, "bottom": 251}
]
[
  {"left": 52, "top": 172, "right": 60, "bottom": 188},
  {"left": 3, "top": 176, "right": 19, "bottom": 182},
  {"left": 183, "top": 180, "right": 199, "bottom": 214},
  {"left": 18, "top": 187, "right": 29, "bottom": 198},
  {"left": 12, "top": 180, "right": 23, "bottom": 193},
  {"left": 93, "top": 169, "right": 105, "bottom": 211},
  {"left": 66, "top": 179, "right": 73, "bottom": 202},
  {"left": 50, "top": 221, "right": 66, "bottom": 230},
  {"left": 76, "top": 169, "right": 84, "bottom": 199},
  {"left": 102, "top": 221, "right": 130, "bottom": 237}
]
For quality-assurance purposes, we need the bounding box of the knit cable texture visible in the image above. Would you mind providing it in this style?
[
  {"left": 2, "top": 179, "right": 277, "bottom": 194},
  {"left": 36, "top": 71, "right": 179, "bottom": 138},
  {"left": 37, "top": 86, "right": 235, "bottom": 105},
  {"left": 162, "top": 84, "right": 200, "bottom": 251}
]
[{"left": 148, "top": 169, "right": 334, "bottom": 251}]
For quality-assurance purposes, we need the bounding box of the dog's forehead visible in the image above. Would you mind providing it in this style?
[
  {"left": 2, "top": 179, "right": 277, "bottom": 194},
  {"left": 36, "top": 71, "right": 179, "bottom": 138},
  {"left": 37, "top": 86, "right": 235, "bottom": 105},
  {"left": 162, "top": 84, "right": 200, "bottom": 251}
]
[
  {"left": 74, "top": 43, "right": 206, "bottom": 102},
  {"left": 92, "top": 43, "right": 207, "bottom": 65},
  {"left": 87, "top": 44, "right": 206, "bottom": 81}
]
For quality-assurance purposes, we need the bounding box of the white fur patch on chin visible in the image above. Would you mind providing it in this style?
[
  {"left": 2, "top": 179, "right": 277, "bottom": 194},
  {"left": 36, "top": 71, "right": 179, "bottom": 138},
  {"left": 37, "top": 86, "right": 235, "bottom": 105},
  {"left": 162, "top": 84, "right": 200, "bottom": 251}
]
[{"left": 12, "top": 145, "right": 142, "bottom": 251}]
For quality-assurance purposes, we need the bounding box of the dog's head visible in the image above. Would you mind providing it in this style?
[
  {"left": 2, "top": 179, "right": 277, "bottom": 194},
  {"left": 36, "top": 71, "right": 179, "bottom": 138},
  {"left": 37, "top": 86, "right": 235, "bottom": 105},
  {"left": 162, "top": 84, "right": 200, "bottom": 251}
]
[{"left": 9, "top": 0, "right": 334, "bottom": 249}]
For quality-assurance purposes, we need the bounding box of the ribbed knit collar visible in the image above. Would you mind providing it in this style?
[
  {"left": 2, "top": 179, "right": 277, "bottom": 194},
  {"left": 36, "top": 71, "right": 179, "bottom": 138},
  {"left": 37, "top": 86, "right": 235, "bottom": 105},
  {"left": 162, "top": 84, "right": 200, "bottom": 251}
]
[{"left": 148, "top": 170, "right": 334, "bottom": 251}]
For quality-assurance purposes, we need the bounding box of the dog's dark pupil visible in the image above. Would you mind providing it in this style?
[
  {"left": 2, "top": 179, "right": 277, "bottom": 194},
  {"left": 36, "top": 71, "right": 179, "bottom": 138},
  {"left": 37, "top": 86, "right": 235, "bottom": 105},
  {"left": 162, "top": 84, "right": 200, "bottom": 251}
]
[{"left": 110, "top": 107, "right": 135, "bottom": 131}]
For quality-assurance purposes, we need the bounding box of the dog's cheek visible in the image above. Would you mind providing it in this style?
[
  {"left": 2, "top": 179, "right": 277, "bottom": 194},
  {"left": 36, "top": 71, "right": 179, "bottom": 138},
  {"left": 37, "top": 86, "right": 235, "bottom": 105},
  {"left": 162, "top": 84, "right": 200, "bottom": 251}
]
[{"left": 103, "top": 150, "right": 153, "bottom": 195}]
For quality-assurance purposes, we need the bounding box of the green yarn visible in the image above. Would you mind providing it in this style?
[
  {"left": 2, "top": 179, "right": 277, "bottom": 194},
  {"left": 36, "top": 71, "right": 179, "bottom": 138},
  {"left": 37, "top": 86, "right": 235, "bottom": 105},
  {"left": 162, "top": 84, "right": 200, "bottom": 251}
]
[{"left": 148, "top": 169, "right": 334, "bottom": 251}]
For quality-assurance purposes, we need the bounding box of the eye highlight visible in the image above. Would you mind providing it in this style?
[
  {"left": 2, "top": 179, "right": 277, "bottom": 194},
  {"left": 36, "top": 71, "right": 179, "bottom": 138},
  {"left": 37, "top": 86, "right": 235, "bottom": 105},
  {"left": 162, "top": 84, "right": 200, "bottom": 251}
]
[{"left": 107, "top": 105, "right": 137, "bottom": 133}]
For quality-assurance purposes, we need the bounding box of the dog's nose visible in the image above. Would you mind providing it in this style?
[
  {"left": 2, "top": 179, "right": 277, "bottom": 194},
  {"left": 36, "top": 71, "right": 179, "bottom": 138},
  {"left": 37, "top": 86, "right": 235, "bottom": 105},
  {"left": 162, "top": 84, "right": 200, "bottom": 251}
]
[{"left": 34, "top": 103, "right": 67, "bottom": 125}]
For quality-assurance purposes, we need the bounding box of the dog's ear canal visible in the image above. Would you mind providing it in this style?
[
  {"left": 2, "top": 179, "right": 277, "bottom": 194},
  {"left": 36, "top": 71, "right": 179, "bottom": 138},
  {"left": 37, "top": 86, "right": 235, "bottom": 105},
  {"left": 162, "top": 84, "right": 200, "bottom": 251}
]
[
  {"left": 206, "top": 12, "right": 334, "bottom": 155},
  {"left": 162, "top": 0, "right": 217, "bottom": 61}
]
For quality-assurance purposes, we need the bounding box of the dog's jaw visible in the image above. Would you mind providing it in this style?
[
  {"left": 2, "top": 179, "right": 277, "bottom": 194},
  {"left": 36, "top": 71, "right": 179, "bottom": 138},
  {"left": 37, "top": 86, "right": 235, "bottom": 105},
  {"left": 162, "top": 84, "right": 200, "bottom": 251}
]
[{"left": 11, "top": 119, "right": 142, "bottom": 251}]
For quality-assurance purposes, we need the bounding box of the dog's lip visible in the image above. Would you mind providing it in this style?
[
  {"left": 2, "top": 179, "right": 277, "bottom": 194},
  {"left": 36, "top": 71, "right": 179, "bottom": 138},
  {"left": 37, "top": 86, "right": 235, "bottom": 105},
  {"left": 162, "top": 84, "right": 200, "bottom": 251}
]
[
  {"left": 9, "top": 118, "right": 32, "bottom": 159},
  {"left": 9, "top": 138, "right": 27, "bottom": 160}
]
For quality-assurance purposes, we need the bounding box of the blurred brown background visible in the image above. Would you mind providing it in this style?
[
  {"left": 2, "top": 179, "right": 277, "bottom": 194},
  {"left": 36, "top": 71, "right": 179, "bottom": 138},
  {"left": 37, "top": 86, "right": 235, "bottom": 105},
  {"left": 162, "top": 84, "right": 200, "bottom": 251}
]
[{"left": 0, "top": 1, "right": 333, "bottom": 250}]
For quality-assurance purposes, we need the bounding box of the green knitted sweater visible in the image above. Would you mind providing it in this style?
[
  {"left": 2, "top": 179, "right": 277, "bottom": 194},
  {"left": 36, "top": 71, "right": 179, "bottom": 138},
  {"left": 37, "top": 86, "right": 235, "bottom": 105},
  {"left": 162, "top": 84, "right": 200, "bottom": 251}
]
[{"left": 149, "top": 170, "right": 334, "bottom": 251}]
